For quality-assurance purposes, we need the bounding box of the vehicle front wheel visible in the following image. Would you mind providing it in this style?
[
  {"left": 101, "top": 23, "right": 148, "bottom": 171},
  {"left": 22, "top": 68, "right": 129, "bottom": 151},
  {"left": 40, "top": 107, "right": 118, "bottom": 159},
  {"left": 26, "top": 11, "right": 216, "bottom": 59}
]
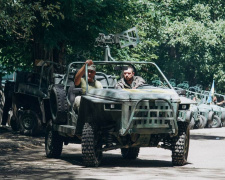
[
  {"left": 45, "top": 122, "right": 63, "bottom": 158},
  {"left": 172, "top": 121, "right": 190, "bottom": 166},
  {"left": 82, "top": 122, "right": 102, "bottom": 167},
  {"left": 121, "top": 147, "right": 140, "bottom": 159},
  {"left": 188, "top": 117, "right": 195, "bottom": 130}
]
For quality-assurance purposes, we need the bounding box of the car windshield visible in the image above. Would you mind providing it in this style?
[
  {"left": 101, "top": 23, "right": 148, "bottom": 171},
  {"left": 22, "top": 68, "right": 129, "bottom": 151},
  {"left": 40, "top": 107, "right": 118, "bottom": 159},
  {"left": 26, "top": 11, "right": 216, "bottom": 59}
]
[{"left": 65, "top": 61, "right": 173, "bottom": 92}]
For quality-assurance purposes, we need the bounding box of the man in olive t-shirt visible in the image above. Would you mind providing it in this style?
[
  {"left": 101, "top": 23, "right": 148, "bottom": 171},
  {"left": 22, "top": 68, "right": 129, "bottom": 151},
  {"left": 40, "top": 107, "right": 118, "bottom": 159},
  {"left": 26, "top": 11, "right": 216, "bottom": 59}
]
[{"left": 73, "top": 60, "right": 102, "bottom": 112}]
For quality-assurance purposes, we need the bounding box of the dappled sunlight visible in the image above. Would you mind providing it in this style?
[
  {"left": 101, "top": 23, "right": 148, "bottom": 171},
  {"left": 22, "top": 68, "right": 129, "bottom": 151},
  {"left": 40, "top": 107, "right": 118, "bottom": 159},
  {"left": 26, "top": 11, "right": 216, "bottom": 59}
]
[{"left": 1, "top": 128, "right": 225, "bottom": 179}]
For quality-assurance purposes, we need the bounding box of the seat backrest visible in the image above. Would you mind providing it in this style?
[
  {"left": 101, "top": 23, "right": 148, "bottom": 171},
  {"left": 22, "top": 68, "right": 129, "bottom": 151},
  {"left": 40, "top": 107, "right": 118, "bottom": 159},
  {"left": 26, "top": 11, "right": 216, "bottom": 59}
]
[
  {"left": 67, "top": 84, "right": 82, "bottom": 106},
  {"left": 53, "top": 73, "right": 64, "bottom": 84},
  {"left": 95, "top": 73, "right": 117, "bottom": 89}
]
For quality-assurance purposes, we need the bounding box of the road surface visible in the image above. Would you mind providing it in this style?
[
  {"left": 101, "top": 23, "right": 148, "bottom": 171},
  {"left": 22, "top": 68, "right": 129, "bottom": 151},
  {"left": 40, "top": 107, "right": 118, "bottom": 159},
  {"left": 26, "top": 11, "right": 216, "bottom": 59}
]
[{"left": 0, "top": 127, "right": 225, "bottom": 180}]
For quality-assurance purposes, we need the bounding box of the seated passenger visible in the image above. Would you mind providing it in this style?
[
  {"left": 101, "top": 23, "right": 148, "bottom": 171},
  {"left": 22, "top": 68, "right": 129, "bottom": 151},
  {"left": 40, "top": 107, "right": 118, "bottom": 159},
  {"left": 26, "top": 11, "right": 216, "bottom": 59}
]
[
  {"left": 73, "top": 60, "right": 102, "bottom": 111},
  {"left": 115, "top": 66, "right": 145, "bottom": 89}
]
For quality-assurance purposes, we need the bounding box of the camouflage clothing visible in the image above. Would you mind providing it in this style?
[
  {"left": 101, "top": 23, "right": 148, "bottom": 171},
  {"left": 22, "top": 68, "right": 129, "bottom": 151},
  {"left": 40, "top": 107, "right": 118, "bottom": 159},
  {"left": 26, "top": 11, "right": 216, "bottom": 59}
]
[{"left": 115, "top": 76, "right": 145, "bottom": 89}]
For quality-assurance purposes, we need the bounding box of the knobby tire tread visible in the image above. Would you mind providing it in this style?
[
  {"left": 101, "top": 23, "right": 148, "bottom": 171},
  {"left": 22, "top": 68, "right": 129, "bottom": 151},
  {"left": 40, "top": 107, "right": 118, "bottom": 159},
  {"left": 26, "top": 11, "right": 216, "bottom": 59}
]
[{"left": 172, "top": 121, "right": 189, "bottom": 166}]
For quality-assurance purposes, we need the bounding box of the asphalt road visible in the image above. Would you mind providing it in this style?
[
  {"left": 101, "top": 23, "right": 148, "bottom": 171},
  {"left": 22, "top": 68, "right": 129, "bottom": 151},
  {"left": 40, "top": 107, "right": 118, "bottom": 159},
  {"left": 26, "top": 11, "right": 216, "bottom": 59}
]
[{"left": 0, "top": 127, "right": 225, "bottom": 180}]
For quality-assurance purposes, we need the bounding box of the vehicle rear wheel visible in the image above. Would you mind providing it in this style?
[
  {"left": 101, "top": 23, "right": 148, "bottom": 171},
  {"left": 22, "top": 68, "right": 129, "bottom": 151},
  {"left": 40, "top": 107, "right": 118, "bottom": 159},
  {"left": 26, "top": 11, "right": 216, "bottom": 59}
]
[
  {"left": 19, "top": 110, "right": 41, "bottom": 136},
  {"left": 45, "top": 121, "right": 63, "bottom": 158},
  {"left": 82, "top": 122, "right": 102, "bottom": 167},
  {"left": 121, "top": 147, "right": 140, "bottom": 159},
  {"left": 49, "top": 85, "right": 68, "bottom": 124},
  {"left": 172, "top": 121, "right": 190, "bottom": 166},
  {"left": 211, "top": 115, "right": 221, "bottom": 128}
]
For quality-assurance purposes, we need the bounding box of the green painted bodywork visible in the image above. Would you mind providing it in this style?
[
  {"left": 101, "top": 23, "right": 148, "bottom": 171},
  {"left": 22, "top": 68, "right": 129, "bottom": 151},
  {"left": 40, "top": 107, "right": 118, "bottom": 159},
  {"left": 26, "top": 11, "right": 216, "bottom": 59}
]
[
  {"left": 53, "top": 61, "right": 194, "bottom": 148},
  {"left": 84, "top": 88, "right": 180, "bottom": 136}
]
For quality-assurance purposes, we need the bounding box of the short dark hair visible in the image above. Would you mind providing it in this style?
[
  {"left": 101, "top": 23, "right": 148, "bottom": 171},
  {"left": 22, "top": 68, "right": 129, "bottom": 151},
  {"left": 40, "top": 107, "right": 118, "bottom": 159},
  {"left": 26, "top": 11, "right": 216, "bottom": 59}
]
[{"left": 124, "top": 65, "right": 134, "bottom": 72}]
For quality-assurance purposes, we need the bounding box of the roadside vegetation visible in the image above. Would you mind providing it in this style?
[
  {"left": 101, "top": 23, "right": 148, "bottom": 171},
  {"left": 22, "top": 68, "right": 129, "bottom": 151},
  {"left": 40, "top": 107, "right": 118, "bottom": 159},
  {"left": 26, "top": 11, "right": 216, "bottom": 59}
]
[{"left": 1, "top": 0, "right": 225, "bottom": 92}]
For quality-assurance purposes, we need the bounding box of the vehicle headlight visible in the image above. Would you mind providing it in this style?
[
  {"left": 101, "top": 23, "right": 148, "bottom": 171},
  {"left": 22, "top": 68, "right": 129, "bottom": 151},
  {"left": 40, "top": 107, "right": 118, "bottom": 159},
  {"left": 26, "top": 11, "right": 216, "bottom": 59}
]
[
  {"left": 179, "top": 104, "right": 190, "bottom": 110},
  {"left": 104, "top": 104, "right": 122, "bottom": 110}
]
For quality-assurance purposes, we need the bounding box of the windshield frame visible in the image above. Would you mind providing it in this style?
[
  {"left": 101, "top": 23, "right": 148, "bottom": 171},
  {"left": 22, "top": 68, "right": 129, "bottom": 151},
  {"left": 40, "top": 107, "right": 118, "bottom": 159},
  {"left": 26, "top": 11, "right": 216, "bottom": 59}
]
[{"left": 65, "top": 61, "right": 174, "bottom": 93}]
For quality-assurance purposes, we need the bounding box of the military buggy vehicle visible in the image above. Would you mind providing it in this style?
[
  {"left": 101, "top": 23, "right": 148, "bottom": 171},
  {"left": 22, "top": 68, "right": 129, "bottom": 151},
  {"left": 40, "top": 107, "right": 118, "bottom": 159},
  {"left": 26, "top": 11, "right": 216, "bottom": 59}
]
[
  {"left": 45, "top": 61, "right": 194, "bottom": 167},
  {"left": 45, "top": 28, "right": 194, "bottom": 167}
]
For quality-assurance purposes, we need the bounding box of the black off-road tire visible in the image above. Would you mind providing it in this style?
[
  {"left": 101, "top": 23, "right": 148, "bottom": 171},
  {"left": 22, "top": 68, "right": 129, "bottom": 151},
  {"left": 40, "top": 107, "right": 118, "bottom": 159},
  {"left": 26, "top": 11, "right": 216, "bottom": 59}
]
[
  {"left": 211, "top": 115, "right": 221, "bottom": 128},
  {"left": 172, "top": 121, "right": 190, "bottom": 166},
  {"left": 45, "top": 122, "right": 63, "bottom": 158},
  {"left": 206, "top": 111, "right": 214, "bottom": 128},
  {"left": 208, "top": 111, "right": 214, "bottom": 122},
  {"left": 50, "top": 85, "right": 68, "bottom": 124},
  {"left": 82, "top": 122, "right": 102, "bottom": 167},
  {"left": 188, "top": 117, "right": 195, "bottom": 130},
  {"left": 19, "top": 110, "right": 41, "bottom": 136},
  {"left": 197, "top": 115, "right": 207, "bottom": 129},
  {"left": 221, "top": 111, "right": 225, "bottom": 123},
  {"left": 10, "top": 115, "right": 20, "bottom": 131},
  {"left": 121, "top": 147, "right": 140, "bottom": 159}
]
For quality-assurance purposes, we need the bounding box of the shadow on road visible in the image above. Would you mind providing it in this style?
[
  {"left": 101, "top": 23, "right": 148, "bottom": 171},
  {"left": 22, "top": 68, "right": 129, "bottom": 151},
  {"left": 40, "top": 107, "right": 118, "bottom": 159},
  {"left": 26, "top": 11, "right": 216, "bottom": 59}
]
[
  {"left": 0, "top": 126, "right": 44, "bottom": 154},
  {"left": 60, "top": 153, "right": 173, "bottom": 168}
]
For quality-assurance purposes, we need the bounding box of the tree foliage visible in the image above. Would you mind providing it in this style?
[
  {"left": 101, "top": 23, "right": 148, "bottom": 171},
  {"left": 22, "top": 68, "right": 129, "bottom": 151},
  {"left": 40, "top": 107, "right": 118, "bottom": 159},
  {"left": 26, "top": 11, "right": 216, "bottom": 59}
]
[
  {"left": 0, "top": 0, "right": 225, "bottom": 93},
  {"left": 126, "top": 0, "right": 225, "bottom": 93}
]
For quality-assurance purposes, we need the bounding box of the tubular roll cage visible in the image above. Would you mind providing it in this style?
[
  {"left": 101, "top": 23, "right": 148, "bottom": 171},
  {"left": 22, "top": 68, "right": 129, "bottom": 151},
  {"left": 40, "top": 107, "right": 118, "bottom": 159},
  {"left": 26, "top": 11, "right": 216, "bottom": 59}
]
[{"left": 64, "top": 61, "right": 176, "bottom": 93}]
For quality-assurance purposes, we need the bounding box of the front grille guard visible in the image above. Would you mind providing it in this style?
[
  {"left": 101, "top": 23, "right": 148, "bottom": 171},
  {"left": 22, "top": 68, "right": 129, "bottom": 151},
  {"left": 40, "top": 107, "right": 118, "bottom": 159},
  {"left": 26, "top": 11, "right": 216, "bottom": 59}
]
[{"left": 119, "top": 98, "right": 178, "bottom": 136}]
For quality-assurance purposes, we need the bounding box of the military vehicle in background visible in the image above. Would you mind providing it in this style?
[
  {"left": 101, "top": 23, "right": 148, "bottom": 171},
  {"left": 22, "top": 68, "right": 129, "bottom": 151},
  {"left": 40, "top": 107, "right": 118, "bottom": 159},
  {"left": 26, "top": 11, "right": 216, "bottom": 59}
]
[
  {"left": 169, "top": 79, "right": 176, "bottom": 87},
  {"left": 177, "top": 81, "right": 189, "bottom": 90},
  {"left": 188, "top": 84, "right": 203, "bottom": 93},
  {"left": 189, "top": 104, "right": 214, "bottom": 129},
  {"left": 45, "top": 27, "right": 194, "bottom": 167},
  {"left": 0, "top": 83, "right": 4, "bottom": 124},
  {"left": 0, "top": 72, "right": 16, "bottom": 126},
  {"left": 174, "top": 81, "right": 224, "bottom": 129},
  {"left": 8, "top": 62, "right": 65, "bottom": 135}
]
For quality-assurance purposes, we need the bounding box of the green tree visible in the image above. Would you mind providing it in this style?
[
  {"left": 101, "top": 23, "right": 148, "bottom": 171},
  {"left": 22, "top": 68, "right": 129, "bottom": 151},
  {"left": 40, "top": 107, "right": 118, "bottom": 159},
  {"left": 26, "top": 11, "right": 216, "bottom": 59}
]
[
  {"left": 0, "top": 0, "right": 137, "bottom": 74},
  {"left": 129, "top": 0, "right": 225, "bottom": 93},
  {"left": 0, "top": 0, "right": 63, "bottom": 73}
]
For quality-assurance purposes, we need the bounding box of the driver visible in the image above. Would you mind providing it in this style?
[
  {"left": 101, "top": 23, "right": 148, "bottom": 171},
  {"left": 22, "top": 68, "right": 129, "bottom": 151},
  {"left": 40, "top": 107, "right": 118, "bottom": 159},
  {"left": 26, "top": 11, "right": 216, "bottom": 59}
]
[
  {"left": 115, "top": 66, "right": 145, "bottom": 89},
  {"left": 73, "top": 59, "right": 102, "bottom": 112}
]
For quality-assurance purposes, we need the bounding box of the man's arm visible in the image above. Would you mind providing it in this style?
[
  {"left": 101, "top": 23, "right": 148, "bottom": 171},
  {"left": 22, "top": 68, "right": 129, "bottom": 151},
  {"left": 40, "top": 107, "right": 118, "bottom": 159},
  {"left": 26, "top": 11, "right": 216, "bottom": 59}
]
[
  {"left": 217, "top": 100, "right": 225, "bottom": 105},
  {"left": 74, "top": 60, "right": 93, "bottom": 86}
]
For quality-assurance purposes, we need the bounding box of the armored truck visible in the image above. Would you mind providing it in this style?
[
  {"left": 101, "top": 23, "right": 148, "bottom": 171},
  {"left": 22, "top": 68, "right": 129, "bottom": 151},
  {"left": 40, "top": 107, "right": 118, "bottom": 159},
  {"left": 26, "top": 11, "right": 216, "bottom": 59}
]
[{"left": 45, "top": 61, "right": 194, "bottom": 167}]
